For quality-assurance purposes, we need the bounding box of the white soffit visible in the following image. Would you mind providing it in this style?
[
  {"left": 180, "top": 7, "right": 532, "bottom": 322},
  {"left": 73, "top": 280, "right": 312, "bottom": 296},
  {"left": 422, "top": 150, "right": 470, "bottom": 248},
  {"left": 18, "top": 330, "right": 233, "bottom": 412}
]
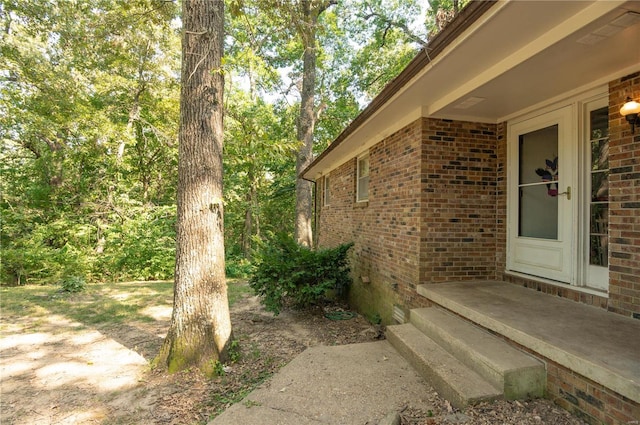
[
  {"left": 305, "top": 0, "right": 640, "bottom": 180},
  {"left": 429, "top": 0, "right": 639, "bottom": 122}
]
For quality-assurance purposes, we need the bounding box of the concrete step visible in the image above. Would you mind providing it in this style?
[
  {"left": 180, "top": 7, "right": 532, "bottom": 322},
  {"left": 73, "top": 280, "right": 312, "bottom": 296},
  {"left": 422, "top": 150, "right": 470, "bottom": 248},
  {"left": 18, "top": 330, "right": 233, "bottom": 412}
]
[
  {"left": 386, "top": 323, "right": 502, "bottom": 408},
  {"left": 410, "top": 307, "right": 545, "bottom": 400}
]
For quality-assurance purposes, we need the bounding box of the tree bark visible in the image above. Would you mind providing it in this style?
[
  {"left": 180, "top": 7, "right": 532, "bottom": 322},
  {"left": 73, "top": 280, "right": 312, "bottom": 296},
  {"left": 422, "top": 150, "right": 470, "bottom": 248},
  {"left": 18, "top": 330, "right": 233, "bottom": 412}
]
[
  {"left": 155, "top": 0, "right": 231, "bottom": 375},
  {"left": 294, "top": 1, "right": 322, "bottom": 248}
]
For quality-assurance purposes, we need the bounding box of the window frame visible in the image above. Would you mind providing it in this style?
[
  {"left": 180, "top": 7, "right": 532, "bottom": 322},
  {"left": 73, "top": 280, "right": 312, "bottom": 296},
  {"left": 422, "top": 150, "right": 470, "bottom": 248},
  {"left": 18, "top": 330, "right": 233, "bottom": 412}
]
[{"left": 356, "top": 153, "right": 369, "bottom": 203}]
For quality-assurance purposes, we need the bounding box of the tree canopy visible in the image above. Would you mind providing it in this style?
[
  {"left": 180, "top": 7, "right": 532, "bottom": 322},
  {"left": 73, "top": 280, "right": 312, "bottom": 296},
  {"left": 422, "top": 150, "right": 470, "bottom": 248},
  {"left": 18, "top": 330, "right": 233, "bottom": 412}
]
[{"left": 1, "top": 0, "right": 462, "bottom": 286}]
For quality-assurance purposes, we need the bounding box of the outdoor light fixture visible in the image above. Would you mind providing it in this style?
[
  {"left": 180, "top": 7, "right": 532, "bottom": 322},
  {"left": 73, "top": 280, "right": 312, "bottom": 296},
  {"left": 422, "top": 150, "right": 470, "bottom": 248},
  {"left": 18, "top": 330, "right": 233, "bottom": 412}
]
[{"left": 620, "top": 97, "right": 640, "bottom": 134}]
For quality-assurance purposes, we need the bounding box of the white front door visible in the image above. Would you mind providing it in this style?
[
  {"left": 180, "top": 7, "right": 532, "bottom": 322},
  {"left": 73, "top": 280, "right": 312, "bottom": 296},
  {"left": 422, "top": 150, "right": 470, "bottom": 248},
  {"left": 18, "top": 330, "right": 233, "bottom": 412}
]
[{"left": 507, "top": 106, "right": 575, "bottom": 283}]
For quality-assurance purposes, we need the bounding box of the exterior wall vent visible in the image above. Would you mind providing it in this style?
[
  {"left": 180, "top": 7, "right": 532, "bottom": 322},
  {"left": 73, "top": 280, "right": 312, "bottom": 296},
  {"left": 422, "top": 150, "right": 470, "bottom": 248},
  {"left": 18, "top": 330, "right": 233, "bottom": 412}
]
[{"left": 392, "top": 305, "right": 406, "bottom": 324}]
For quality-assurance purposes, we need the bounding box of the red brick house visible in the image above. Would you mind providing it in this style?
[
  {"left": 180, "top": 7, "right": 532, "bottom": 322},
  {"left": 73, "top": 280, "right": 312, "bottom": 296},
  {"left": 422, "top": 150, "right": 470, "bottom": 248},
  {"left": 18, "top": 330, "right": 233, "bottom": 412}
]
[{"left": 302, "top": 1, "right": 640, "bottom": 424}]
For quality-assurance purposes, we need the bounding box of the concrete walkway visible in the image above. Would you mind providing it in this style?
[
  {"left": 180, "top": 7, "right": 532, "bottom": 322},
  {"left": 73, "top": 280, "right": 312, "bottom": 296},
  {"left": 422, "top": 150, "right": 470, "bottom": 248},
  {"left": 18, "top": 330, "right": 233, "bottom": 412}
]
[{"left": 209, "top": 341, "right": 433, "bottom": 425}]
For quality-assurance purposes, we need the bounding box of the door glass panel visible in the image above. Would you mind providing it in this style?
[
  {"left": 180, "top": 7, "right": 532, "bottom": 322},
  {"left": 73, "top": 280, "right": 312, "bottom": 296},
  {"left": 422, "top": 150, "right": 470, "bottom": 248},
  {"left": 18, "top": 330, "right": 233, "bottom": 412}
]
[
  {"left": 591, "top": 171, "right": 608, "bottom": 202},
  {"left": 589, "top": 107, "right": 609, "bottom": 266},
  {"left": 519, "top": 185, "right": 558, "bottom": 238},
  {"left": 518, "top": 125, "right": 559, "bottom": 239},
  {"left": 590, "top": 235, "right": 608, "bottom": 267}
]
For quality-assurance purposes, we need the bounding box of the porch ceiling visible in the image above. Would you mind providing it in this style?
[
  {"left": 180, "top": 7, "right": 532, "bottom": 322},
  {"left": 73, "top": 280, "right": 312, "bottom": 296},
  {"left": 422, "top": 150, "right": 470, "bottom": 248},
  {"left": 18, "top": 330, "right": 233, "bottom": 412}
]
[{"left": 303, "top": 0, "right": 640, "bottom": 181}]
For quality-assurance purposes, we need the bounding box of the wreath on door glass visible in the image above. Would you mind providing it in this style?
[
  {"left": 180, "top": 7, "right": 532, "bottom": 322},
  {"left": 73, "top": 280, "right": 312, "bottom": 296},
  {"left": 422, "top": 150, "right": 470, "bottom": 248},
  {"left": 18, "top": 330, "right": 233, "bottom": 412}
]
[{"left": 535, "top": 156, "right": 558, "bottom": 197}]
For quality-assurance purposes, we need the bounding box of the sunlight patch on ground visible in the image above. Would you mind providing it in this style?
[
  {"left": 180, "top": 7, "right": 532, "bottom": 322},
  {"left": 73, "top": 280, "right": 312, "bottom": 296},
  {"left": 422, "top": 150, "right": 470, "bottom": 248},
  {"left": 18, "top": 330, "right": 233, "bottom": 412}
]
[
  {"left": 54, "top": 409, "right": 108, "bottom": 425},
  {"left": 140, "top": 304, "right": 173, "bottom": 321},
  {"left": 68, "top": 331, "right": 102, "bottom": 345},
  {"left": 0, "top": 332, "right": 50, "bottom": 350},
  {"left": 1, "top": 282, "right": 177, "bottom": 424},
  {"left": 27, "top": 349, "right": 46, "bottom": 360},
  {"left": 109, "top": 292, "right": 131, "bottom": 301},
  {"left": 1, "top": 323, "right": 151, "bottom": 424},
  {"left": 1, "top": 360, "right": 35, "bottom": 381},
  {"left": 45, "top": 314, "right": 84, "bottom": 328},
  {"left": 15, "top": 407, "right": 109, "bottom": 425},
  {"left": 32, "top": 332, "right": 148, "bottom": 391}
]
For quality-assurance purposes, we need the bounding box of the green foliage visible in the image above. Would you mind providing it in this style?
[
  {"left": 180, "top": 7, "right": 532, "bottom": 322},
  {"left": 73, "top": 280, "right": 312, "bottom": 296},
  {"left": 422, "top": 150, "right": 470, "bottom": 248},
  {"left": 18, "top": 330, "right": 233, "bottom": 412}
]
[
  {"left": 223, "top": 88, "right": 298, "bottom": 260},
  {"left": 0, "top": 0, "right": 179, "bottom": 286},
  {"left": 426, "top": 0, "right": 471, "bottom": 35},
  {"left": 225, "top": 256, "right": 252, "bottom": 278},
  {"left": 60, "top": 276, "right": 86, "bottom": 293},
  {"left": 249, "top": 234, "right": 354, "bottom": 315},
  {"left": 211, "top": 360, "right": 226, "bottom": 377},
  {"left": 370, "top": 312, "right": 382, "bottom": 325},
  {"left": 1, "top": 200, "right": 176, "bottom": 285},
  {"left": 1, "top": 0, "right": 436, "bottom": 287},
  {"left": 0, "top": 209, "right": 95, "bottom": 285},
  {"left": 228, "top": 339, "right": 241, "bottom": 363},
  {"left": 95, "top": 204, "right": 176, "bottom": 282}
]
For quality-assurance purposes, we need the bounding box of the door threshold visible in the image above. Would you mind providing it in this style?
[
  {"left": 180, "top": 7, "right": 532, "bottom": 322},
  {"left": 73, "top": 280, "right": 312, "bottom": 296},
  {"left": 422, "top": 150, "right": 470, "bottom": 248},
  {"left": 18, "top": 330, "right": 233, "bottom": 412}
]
[{"left": 504, "top": 271, "right": 609, "bottom": 298}]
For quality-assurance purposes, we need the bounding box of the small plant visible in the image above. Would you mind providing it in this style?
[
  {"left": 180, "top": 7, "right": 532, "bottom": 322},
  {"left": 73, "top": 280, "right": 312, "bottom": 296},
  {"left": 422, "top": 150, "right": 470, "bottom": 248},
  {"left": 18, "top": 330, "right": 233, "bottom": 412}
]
[
  {"left": 211, "top": 360, "right": 226, "bottom": 377},
  {"left": 228, "top": 339, "right": 241, "bottom": 363},
  {"left": 370, "top": 313, "right": 382, "bottom": 325},
  {"left": 249, "top": 233, "right": 354, "bottom": 315},
  {"left": 60, "top": 276, "right": 86, "bottom": 293}
]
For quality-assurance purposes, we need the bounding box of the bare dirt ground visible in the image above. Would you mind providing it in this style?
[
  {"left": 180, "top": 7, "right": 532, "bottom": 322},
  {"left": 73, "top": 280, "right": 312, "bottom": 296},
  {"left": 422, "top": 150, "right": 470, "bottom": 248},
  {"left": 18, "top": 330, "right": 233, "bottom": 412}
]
[{"left": 1, "top": 282, "right": 585, "bottom": 425}]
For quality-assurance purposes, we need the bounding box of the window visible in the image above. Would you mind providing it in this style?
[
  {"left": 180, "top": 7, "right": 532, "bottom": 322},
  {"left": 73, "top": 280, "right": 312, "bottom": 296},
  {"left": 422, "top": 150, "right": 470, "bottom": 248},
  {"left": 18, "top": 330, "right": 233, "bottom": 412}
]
[
  {"left": 356, "top": 154, "right": 369, "bottom": 202},
  {"left": 323, "top": 175, "right": 330, "bottom": 206},
  {"left": 588, "top": 106, "right": 609, "bottom": 268},
  {"left": 517, "top": 124, "right": 559, "bottom": 240}
]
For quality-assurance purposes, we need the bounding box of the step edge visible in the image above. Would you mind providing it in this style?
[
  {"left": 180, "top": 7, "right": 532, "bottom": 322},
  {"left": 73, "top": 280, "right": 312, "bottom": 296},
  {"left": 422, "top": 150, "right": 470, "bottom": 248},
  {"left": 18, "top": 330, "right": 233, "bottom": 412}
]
[
  {"left": 417, "top": 285, "right": 640, "bottom": 404},
  {"left": 410, "top": 308, "right": 544, "bottom": 371},
  {"left": 387, "top": 324, "right": 503, "bottom": 407}
]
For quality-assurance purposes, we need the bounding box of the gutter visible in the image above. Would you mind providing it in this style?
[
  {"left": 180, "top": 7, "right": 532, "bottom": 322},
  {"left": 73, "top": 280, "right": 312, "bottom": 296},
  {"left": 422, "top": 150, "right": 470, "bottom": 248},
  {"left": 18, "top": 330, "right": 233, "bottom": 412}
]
[{"left": 301, "top": 0, "right": 498, "bottom": 181}]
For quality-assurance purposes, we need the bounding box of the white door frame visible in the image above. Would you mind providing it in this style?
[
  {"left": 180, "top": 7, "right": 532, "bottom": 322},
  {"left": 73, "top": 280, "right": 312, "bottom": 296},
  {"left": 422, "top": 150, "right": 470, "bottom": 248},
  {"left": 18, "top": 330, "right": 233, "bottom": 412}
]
[
  {"left": 506, "top": 87, "right": 610, "bottom": 294},
  {"left": 507, "top": 105, "right": 576, "bottom": 284}
]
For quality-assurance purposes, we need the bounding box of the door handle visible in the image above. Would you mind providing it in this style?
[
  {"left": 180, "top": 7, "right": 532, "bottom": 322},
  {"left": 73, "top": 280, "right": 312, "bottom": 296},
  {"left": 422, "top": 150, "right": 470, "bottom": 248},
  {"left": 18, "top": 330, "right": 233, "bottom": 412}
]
[{"left": 558, "top": 186, "right": 571, "bottom": 200}]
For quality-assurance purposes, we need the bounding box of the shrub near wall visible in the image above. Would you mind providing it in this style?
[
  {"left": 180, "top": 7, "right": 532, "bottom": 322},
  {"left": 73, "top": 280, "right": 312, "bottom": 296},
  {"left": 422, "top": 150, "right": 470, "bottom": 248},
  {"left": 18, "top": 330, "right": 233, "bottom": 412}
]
[{"left": 250, "top": 233, "right": 354, "bottom": 315}]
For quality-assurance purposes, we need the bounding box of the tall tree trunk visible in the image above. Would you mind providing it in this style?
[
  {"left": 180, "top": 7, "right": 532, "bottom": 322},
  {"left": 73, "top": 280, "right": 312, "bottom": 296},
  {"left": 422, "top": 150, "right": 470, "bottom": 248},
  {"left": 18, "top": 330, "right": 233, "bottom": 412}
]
[
  {"left": 155, "top": 0, "right": 231, "bottom": 375},
  {"left": 294, "top": 1, "right": 320, "bottom": 248}
]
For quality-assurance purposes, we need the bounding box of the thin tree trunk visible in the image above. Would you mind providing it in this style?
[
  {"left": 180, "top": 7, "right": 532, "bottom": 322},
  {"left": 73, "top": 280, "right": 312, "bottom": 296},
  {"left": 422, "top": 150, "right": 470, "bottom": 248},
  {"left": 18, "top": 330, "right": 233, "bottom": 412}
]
[
  {"left": 294, "top": 1, "right": 319, "bottom": 248},
  {"left": 155, "top": 0, "right": 231, "bottom": 375}
]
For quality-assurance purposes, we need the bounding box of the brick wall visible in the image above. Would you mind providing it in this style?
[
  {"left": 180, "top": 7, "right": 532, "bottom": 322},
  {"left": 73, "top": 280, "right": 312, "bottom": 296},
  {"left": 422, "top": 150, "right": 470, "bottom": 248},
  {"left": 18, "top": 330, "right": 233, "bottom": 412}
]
[
  {"left": 495, "top": 122, "right": 508, "bottom": 279},
  {"left": 546, "top": 359, "right": 640, "bottom": 425},
  {"left": 317, "top": 119, "right": 427, "bottom": 322},
  {"left": 319, "top": 75, "right": 640, "bottom": 320},
  {"left": 420, "top": 118, "right": 498, "bottom": 284},
  {"left": 608, "top": 72, "right": 640, "bottom": 319},
  {"left": 317, "top": 118, "right": 500, "bottom": 321}
]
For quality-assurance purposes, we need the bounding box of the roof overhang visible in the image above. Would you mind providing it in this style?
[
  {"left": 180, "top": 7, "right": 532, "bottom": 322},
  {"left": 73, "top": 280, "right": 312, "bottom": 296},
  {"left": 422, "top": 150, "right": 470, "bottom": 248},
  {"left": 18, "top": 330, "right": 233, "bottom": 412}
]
[{"left": 303, "top": 0, "right": 640, "bottom": 181}]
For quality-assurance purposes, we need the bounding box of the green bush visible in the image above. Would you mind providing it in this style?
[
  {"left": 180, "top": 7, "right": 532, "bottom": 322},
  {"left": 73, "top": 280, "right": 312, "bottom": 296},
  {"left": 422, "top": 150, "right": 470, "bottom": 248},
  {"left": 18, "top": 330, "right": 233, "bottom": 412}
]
[
  {"left": 60, "top": 276, "right": 86, "bottom": 293},
  {"left": 249, "top": 234, "right": 353, "bottom": 315},
  {"left": 225, "top": 256, "right": 252, "bottom": 278},
  {"left": 94, "top": 205, "right": 176, "bottom": 281},
  {"left": 0, "top": 216, "right": 94, "bottom": 286}
]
